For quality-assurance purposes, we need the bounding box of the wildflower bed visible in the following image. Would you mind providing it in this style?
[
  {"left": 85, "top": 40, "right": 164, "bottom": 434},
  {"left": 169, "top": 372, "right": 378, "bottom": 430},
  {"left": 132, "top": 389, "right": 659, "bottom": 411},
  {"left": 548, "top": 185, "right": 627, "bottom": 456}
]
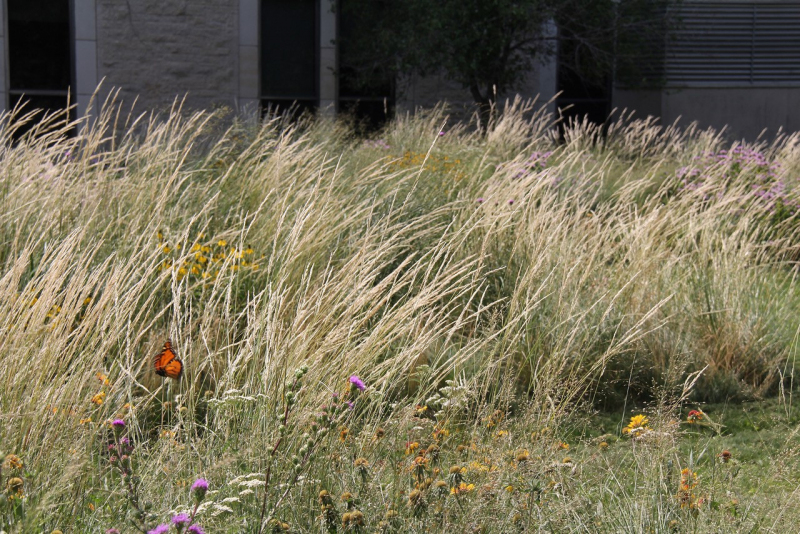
[{"left": 0, "top": 100, "right": 799, "bottom": 532}]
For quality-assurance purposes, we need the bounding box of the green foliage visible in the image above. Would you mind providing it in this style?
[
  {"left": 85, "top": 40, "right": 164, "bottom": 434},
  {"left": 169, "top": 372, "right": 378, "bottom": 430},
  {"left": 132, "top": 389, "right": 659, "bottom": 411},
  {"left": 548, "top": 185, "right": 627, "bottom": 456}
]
[{"left": 0, "top": 99, "right": 799, "bottom": 531}]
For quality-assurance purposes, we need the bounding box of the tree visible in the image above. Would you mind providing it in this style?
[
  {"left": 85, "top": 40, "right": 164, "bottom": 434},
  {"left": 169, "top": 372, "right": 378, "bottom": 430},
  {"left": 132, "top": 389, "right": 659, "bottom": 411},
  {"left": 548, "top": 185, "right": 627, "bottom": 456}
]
[{"left": 338, "top": 0, "right": 677, "bottom": 125}]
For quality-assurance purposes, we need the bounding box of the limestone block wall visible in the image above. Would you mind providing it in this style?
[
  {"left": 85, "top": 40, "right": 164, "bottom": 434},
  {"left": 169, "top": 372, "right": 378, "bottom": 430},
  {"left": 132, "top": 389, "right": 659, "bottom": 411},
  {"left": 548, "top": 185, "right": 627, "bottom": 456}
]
[{"left": 95, "top": 0, "right": 239, "bottom": 113}]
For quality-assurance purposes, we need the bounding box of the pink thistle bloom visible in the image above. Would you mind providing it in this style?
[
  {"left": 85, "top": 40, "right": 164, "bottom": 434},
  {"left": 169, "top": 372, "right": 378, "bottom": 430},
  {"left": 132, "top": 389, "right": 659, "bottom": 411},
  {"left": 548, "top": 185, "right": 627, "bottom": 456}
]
[
  {"left": 191, "top": 478, "right": 209, "bottom": 491},
  {"left": 191, "top": 478, "right": 209, "bottom": 502},
  {"left": 349, "top": 375, "right": 366, "bottom": 391},
  {"left": 187, "top": 525, "right": 206, "bottom": 534},
  {"left": 172, "top": 513, "right": 191, "bottom": 526},
  {"left": 147, "top": 525, "right": 170, "bottom": 534}
]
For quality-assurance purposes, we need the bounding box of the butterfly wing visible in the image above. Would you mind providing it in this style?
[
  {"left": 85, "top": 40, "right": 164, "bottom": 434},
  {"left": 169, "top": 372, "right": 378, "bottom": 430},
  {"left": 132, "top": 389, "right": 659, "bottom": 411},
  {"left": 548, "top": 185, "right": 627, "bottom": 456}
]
[{"left": 154, "top": 340, "right": 183, "bottom": 380}]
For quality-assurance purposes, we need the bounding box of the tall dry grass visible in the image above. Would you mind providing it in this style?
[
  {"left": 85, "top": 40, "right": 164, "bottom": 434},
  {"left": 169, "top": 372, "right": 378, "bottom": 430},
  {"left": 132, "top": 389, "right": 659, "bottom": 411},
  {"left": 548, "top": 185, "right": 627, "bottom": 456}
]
[{"left": 0, "top": 96, "right": 799, "bottom": 531}]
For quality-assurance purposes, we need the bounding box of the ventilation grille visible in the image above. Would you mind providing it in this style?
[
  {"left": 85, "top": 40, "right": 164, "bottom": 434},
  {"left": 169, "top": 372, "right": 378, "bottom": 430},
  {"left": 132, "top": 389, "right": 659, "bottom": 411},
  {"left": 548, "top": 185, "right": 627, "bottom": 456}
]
[{"left": 666, "top": 1, "right": 800, "bottom": 85}]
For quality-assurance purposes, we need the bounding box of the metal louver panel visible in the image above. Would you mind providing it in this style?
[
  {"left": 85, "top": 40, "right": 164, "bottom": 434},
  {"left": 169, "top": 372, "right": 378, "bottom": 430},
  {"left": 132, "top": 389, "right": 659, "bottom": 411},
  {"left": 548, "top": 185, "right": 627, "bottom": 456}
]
[{"left": 666, "top": 1, "right": 800, "bottom": 85}]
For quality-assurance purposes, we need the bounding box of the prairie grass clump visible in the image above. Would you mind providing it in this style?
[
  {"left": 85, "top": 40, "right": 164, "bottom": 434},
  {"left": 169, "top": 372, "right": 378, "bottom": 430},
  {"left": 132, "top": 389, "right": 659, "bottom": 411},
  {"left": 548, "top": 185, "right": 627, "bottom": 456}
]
[{"left": 0, "top": 97, "right": 798, "bottom": 531}]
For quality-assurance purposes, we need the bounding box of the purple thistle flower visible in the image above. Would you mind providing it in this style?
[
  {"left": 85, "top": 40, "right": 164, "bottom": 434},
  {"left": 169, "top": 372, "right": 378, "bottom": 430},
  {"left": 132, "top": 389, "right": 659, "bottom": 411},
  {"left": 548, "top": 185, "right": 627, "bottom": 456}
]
[
  {"left": 347, "top": 401, "right": 355, "bottom": 410},
  {"left": 438, "top": 131, "right": 446, "bottom": 136},
  {"left": 147, "top": 525, "right": 170, "bottom": 534},
  {"left": 105, "top": 530, "right": 121, "bottom": 534},
  {"left": 191, "top": 478, "right": 209, "bottom": 502},
  {"left": 349, "top": 375, "right": 366, "bottom": 391},
  {"left": 191, "top": 478, "right": 209, "bottom": 492},
  {"left": 172, "top": 513, "right": 191, "bottom": 526},
  {"left": 476, "top": 198, "right": 485, "bottom": 203},
  {"left": 111, "top": 419, "right": 126, "bottom": 438},
  {"left": 187, "top": 525, "right": 206, "bottom": 534}
]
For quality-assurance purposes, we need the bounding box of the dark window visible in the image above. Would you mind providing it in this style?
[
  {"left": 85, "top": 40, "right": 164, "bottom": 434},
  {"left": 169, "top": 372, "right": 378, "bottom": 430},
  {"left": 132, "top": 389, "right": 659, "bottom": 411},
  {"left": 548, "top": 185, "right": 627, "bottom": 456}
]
[
  {"left": 7, "top": 0, "right": 73, "bottom": 134},
  {"left": 556, "top": 29, "right": 611, "bottom": 131},
  {"left": 260, "top": 0, "right": 318, "bottom": 115},
  {"left": 338, "top": 0, "right": 394, "bottom": 131}
]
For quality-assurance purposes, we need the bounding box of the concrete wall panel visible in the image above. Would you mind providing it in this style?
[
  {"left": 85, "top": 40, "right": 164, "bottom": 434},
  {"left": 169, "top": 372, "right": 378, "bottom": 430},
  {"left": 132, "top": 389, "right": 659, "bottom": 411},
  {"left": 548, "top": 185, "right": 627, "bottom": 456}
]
[
  {"left": 96, "top": 0, "right": 238, "bottom": 113},
  {"left": 662, "top": 88, "right": 800, "bottom": 140}
]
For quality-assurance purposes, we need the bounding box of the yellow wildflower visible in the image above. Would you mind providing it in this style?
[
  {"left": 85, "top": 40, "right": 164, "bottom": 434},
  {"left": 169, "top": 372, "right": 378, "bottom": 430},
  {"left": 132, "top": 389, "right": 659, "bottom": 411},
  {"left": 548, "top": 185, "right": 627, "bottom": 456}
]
[
  {"left": 450, "top": 482, "right": 475, "bottom": 495},
  {"left": 3, "top": 454, "right": 23, "bottom": 470},
  {"left": 623, "top": 414, "right": 650, "bottom": 437}
]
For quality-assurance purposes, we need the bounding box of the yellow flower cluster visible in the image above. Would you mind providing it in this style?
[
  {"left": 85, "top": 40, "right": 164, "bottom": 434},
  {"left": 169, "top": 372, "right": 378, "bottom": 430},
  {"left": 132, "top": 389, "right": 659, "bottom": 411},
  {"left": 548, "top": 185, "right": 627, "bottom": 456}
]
[
  {"left": 450, "top": 482, "right": 475, "bottom": 495},
  {"left": 157, "top": 232, "right": 261, "bottom": 283}
]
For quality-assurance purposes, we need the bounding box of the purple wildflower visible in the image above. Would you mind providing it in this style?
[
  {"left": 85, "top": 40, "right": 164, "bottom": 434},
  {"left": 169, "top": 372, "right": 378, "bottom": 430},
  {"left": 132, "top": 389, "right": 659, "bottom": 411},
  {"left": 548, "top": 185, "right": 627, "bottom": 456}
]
[
  {"left": 191, "top": 478, "right": 209, "bottom": 502},
  {"left": 187, "top": 525, "right": 205, "bottom": 534},
  {"left": 349, "top": 375, "right": 366, "bottom": 391},
  {"left": 105, "top": 530, "right": 121, "bottom": 534},
  {"left": 347, "top": 401, "right": 355, "bottom": 410},
  {"left": 476, "top": 198, "right": 485, "bottom": 203},
  {"left": 172, "top": 513, "right": 191, "bottom": 526},
  {"left": 111, "top": 419, "right": 126, "bottom": 438},
  {"left": 147, "top": 525, "right": 170, "bottom": 534},
  {"left": 508, "top": 199, "right": 515, "bottom": 205},
  {"left": 438, "top": 131, "right": 446, "bottom": 136}
]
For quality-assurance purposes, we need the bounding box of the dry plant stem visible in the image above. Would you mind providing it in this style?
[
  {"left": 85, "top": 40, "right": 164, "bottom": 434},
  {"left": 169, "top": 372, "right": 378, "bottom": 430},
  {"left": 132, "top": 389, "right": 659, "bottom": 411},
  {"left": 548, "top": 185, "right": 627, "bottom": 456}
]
[
  {"left": 115, "top": 435, "right": 148, "bottom": 533},
  {"left": 124, "top": 477, "right": 148, "bottom": 534},
  {"left": 257, "top": 378, "right": 295, "bottom": 534},
  {"left": 188, "top": 501, "right": 200, "bottom": 527},
  {"left": 262, "top": 444, "right": 315, "bottom": 528}
]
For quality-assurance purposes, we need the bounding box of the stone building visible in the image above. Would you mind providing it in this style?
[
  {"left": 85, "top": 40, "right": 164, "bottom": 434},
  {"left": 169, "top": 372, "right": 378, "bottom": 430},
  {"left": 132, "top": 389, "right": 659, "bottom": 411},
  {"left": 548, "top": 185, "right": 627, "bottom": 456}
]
[{"left": 0, "top": 1, "right": 798, "bottom": 140}]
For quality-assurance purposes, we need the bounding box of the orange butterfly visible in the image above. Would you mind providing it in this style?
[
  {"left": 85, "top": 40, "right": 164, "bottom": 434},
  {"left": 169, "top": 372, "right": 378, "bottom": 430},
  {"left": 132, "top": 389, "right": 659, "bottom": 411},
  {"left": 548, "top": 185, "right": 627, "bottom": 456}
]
[{"left": 154, "top": 339, "right": 183, "bottom": 380}]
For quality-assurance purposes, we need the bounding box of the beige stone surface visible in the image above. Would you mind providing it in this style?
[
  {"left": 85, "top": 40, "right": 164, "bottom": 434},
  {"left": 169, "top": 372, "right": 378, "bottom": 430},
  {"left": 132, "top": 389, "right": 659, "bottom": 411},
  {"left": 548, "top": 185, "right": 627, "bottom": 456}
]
[{"left": 96, "top": 0, "right": 239, "bottom": 113}]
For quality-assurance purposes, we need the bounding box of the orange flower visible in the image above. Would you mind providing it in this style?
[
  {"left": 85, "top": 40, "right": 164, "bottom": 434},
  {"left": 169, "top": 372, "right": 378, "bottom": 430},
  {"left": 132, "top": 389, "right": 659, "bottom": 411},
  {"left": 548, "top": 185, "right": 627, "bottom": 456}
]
[
  {"left": 687, "top": 410, "right": 703, "bottom": 423},
  {"left": 450, "top": 482, "right": 475, "bottom": 495}
]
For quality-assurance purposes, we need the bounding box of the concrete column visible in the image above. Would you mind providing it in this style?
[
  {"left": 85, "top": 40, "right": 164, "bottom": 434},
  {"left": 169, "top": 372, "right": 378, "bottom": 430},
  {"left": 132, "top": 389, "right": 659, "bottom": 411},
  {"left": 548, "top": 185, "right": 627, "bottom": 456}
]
[
  {"left": 74, "top": 0, "right": 98, "bottom": 123},
  {"left": 319, "top": 0, "right": 336, "bottom": 115},
  {"left": 536, "top": 19, "right": 558, "bottom": 118},
  {"left": 0, "top": 2, "right": 6, "bottom": 114},
  {"left": 239, "top": 0, "right": 259, "bottom": 111}
]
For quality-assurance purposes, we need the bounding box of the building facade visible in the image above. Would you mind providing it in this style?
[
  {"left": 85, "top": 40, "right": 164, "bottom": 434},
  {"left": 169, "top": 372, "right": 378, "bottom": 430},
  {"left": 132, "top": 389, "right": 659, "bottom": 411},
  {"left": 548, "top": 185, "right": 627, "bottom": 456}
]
[
  {"left": 0, "top": 1, "right": 797, "bottom": 140},
  {"left": 614, "top": 1, "right": 800, "bottom": 140},
  {"left": 0, "top": 0, "right": 556, "bottom": 127}
]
